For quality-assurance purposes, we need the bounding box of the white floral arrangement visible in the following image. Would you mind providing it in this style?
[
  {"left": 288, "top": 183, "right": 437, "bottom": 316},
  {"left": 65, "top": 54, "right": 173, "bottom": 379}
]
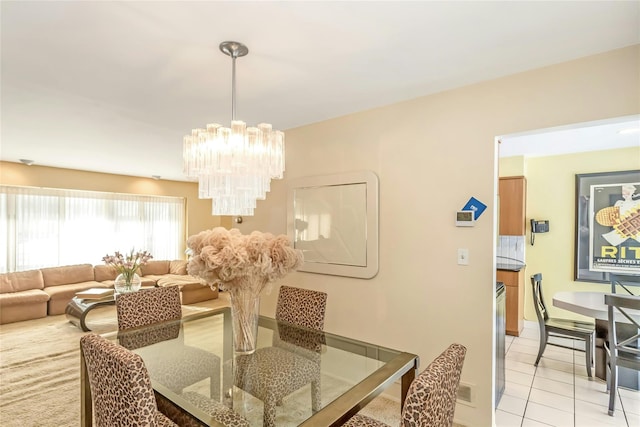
[
  {"left": 186, "top": 227, "right": 304, "bottom": 352},
  {"left": 186, "top": 227, "right": 303, "bottom": 294}
]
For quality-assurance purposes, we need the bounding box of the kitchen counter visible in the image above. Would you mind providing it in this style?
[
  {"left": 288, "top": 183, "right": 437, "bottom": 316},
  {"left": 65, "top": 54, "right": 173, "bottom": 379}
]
[{"left": 496, "top": 262, "right": 525, "bottom": 272}]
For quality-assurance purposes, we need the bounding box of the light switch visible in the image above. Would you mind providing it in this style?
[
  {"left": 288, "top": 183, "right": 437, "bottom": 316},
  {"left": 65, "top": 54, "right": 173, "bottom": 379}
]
[{"left": 458, "top": 248, "right": 469, "bottom": 265}]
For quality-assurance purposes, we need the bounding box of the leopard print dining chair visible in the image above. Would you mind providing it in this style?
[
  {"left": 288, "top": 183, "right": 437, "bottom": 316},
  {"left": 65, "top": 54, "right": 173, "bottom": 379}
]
[
  {"left": 80, "top": 333, "right": 177, "bottom": 427},
  {"left": 343, "top": 343, "right": 467, "bottom": 427},
  {"left": 234, "top": 285, "right": 328, "bottom": 427},
  {"left": 116, "top": 285, "right": 182, "bottom": 330},
  {"left": 115, "top": 286, "right": 223, "bottom": 409},
  {"left": 155, "top": 391, "right": 250, "bottom": 427}
]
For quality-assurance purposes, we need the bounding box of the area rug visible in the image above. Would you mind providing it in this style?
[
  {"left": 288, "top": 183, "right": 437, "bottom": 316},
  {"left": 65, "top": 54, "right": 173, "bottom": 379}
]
[
  {"left": 0, "top": 301, "right": 401, "bottom": 426},
  {"left": 0, "top": 304, "right": 212, "bottom": 427}
]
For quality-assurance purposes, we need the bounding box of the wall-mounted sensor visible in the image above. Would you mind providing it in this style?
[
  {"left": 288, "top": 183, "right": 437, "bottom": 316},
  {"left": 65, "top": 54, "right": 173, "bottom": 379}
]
[
  {"left": 456, "top": 210, "right": 475, "bottom": 227},
  {"left": 530, "top": 219, "right": 549, "bottom": 245}
]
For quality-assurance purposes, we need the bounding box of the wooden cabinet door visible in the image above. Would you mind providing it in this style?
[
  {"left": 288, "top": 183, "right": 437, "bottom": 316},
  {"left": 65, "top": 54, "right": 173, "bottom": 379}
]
[
  {"left": 499, "top": 176, "right": 526, "bottom": 235},
  {"left": 497, "top": 269, "right": 525, "bottom": 336}
]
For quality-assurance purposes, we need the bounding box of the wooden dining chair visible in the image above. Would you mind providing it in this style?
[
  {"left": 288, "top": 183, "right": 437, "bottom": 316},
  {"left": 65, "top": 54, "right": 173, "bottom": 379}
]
[
  {"left": 343, "top": 343, "right": 467, "bottom": 427},
  {"left": 604, "top": 293, "right": 640, "bottom": 416},
  {"left": 116, "top": 286, "right": 222, "bottom": 401},
  {"left": 234, "top": 285, "right": 328, "bottom": 427},
  {"left": 80, "top": 333, "right": 178, "bottom": 426},
  {"left": 531, "top": 273, "right": 595, "bottom": 378}
]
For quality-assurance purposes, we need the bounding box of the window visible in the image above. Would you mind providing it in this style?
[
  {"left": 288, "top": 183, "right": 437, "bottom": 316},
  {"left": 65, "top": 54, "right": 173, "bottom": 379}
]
[{"left": 0, "top": 186, "right": 185, "bottom": 273}]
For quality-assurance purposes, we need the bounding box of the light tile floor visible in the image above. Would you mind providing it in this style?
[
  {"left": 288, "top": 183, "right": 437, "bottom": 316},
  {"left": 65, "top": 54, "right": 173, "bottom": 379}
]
[{"left": 495, "top": 321, "right": 640, "bottom": 427}]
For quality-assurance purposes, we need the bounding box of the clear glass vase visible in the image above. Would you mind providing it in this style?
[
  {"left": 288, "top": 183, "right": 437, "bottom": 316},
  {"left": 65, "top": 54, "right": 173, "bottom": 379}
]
[
  {"left": 114, "top": 272, "right": 142, "bottom": 294},
  {"left": 228, "top": 288, "right": 261, "bottom": 355}
]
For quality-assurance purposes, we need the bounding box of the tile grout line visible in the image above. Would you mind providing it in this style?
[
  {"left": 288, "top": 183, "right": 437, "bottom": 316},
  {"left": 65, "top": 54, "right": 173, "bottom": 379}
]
[
  {"left": 573, "top": 345, "right": 577, "bottom": 427},
  {"left": 521, "top": 360, "right": 536, "bottom": 427}
]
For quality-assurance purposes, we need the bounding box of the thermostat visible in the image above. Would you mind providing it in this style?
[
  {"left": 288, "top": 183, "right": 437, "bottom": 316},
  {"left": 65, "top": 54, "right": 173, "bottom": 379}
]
[{"left": 456, "top": 210, "right": 475, "bottom": 227}]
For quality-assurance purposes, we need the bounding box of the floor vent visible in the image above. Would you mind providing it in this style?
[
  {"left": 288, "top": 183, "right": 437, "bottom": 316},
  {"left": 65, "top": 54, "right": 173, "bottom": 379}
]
[{"left": 456, "top": 382, "right": 475, "bottom": 407}]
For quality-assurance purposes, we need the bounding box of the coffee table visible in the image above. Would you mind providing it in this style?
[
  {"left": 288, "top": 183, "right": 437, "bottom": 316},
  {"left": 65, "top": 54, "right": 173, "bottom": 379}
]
[{"left": 65, "top": 295, "right": 116, "bottom": 331}]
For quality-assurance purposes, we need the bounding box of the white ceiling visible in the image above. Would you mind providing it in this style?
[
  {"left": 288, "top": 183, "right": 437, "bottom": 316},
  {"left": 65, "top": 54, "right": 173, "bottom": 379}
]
[
  {"left": 1, "top": 1, "right": 639, "bottom": 181},
  {"left": 499, "top": 116, "right": 640, "bottom": 158}
]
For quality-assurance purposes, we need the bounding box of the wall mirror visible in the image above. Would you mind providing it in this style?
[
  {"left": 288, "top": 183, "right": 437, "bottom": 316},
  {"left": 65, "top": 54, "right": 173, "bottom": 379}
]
[{"left": 287, "top": 171, "right": 379, "bottom": 279}]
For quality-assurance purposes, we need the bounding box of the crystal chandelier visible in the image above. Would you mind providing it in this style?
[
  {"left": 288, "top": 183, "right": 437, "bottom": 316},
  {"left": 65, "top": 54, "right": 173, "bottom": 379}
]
[{"left": 183, "top": 41, "right": 285, "bottom": 216}]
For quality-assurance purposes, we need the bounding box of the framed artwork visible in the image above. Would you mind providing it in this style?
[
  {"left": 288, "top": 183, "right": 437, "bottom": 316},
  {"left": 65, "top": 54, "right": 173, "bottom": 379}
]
[
  {"left": 575, "top": 170, "right": 640, "bottom": 282},
  {"left": 287, "top": 171, "right": 379, "bottom": 279}
]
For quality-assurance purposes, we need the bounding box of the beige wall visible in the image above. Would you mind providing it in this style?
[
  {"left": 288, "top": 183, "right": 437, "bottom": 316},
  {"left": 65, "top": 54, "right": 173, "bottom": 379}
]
[
  {"left": 499, "top": 155, "right": 526, "bottom": 177},
  {"left": 522, "top": 146, "right": 640, "bottom": 323},
  {"left": 237, "top": 45, "right": 640, "bottom": 426},
  {"left": 0, "top": 161, "right": 231, "bottom": 254}
]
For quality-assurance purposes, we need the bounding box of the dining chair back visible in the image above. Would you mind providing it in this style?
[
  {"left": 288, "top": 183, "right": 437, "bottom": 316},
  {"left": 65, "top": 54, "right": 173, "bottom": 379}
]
[
  {"left": 276, "top": 285, "right": 328, "bottom": 329},
  {"left": 116, "top": 285, "right": 182, "bottom": 330},
  {"left": 609, "top": 273, "right": 640, "bottom": 295},
  {"left": 531, "top": 273, "right": 595, "bottom": 378},
  {"left": 604, "top": 293, "right": 640, "bottom": 416},
  {"left": 343, "top": 343, "right": 467, "bottom": 427},
  {"left": 235, "top": 285, "right": 328, "bottom": 427},
  {"left": 80, "top": 333, "right": 178, "bottom": 427}
]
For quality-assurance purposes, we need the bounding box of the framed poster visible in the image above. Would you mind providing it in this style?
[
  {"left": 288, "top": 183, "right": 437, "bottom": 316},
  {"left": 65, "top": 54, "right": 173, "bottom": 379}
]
[{"left": 575, "top": 170, "right": 640, "bottom": 282}]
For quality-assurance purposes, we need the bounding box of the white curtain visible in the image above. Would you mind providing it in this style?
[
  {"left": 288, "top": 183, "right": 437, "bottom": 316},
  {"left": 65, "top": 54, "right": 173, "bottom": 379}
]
[{"left": 0, "top": 186, "right": 185, "bottom": 273}]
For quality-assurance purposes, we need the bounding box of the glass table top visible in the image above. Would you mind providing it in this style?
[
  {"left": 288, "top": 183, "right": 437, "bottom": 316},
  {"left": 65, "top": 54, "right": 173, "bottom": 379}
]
[{"left": 100, "top": 307, "right": 418, "bottom": 427}]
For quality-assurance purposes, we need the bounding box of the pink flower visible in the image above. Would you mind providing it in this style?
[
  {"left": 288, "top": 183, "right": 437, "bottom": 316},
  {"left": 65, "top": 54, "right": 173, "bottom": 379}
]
[{"left": 102, "top": 249, "right": 153, "bottom": 280}]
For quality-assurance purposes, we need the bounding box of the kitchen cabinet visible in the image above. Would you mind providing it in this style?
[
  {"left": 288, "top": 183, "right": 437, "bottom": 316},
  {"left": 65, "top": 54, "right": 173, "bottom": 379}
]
[
  {"left": 499, "top": 176, "right": 527, "bottom": 235},
  {"left": 497, "top": 268, "right": 525, "bottom": 336}
]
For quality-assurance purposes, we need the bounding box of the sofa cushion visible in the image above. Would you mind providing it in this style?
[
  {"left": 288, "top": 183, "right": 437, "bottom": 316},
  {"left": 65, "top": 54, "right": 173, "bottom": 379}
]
[
  {"left": 0, "top": 275, "right": 14, "bottom": 293},
  {"left": 41, "top": 264, "right": 95, "bottom": 287},
  {"left": 99, "top": 277, "right": 157, "bottom": 288},
  {"left": 180, "top": 283, "right": 218, "bottom": 305},
  {"left": 43, "top": 280, "right": 110, "bottom": 299},
  {"left": 0, "top": 289, "right": 50, "bottom": 306},
  {"left": 156, "top": 275, "right": 217, "bottom": 305},
  {"left": 156, "top": 274, "right": 203, "bottom": 288},
  {"left": 169, "top": 260, "right": 188, "bottom": 275},
  {"left": 1, "top": 299, "right": 48, "bottom": 324},
  {"left": 0, "top": 269, "right": 45, "bottom": 292},
  {"left": 94, "top": 265, "right": 118, "bottom": 282},
  {"left": 43, "top": 280, "right": 110, "bottom": 315},
  {"left": 140, "top": 260, "right": 170, "bottom": 276}
]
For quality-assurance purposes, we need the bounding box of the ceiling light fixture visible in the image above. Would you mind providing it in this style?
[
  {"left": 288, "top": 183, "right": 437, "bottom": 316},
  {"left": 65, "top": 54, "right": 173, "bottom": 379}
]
[
  {"left": 182, "top": 41, "right": 285, "bottom": 216},
  {"left": 19, "top": 159, "right": 35, "bottom": 166}
]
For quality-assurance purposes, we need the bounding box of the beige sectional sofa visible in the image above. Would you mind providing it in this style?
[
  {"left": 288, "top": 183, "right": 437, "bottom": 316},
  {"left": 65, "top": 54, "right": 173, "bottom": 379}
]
[
  {"left": 41, "top": 264, "right": 111, "bottom": 317},
  {"left": 0, "top": 269, "right": 50, "bottom": 324},
  {"left": 0, "top": 260, "right": 217, "bottom": 324},
  {"left": 139, "top": 260, "right": 217, "bottom": 305}
]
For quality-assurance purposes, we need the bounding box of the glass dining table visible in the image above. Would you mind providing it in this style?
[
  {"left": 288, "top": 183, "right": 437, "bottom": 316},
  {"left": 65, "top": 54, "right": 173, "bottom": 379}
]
[{"left": 80, "top": 307, "right": 419, "bottom": 427}]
